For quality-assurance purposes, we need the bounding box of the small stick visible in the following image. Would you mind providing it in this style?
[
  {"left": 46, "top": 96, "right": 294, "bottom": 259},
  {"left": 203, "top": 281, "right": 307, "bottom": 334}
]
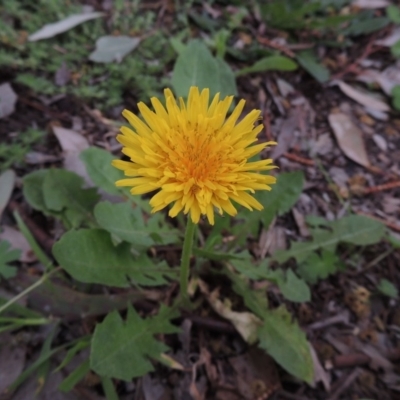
[
  {"left": 263, "top": 111, "right": 273, "bottom": 141},
  {"left": 257, "top": 36, "right": 296, "bottom": 58},
  {"left": 329, "top": 347, "right": 400, "bottom": 369},
  {"left": 183, "top": 314, "right": 236, "bottom": 334},
  {"left": 327, "top": 368, "right": 362, "bottom": 400},
  {"left": 283, "top": 152, "right": 315, "bottom": 166},
  {"left": 363, "top": 180, "right": 400, "bottom": 194}
]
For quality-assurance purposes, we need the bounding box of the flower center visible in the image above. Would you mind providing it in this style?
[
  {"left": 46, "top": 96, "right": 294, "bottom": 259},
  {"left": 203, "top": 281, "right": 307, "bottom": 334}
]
[{"left": 166, "top": 124, "right": 227, "bottom": 186}]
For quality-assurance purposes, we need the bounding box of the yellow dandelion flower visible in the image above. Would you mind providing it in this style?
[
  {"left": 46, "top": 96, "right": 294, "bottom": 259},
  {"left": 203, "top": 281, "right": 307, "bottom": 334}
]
[{"left": 112, "top": 86, "right": 277, "bottom": 225}]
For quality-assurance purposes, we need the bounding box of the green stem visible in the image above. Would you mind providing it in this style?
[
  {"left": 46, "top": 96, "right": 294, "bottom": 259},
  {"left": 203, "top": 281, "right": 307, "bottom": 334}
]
[
  {"left": 179, "top": 217, "right": 196, "bottom": 301},
  {"left": 0, "top": 267, "right": 60, "bottom": 315}
]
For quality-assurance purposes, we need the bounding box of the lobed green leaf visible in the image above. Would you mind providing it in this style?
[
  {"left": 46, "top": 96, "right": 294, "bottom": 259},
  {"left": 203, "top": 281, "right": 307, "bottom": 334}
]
[
  {"left": 53, "top": 229, "right": 176, "bottom": 287},
  {"left": 90, "top": 304, "right": 179, "bottom": 380},
  {"left": 172, "top": 39, "right": 237, "bottom": 98},
  {"left": 274, "top": 215, "right": 386, "bottom": 264},
  {"left": 258, "top": 306, "right": 314, "bottom": 383}
]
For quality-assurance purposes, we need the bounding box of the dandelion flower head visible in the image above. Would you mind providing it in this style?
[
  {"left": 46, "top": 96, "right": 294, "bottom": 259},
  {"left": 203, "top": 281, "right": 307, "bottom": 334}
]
[{"left": 112, "top": 86, "right": 277, "bottom": 225}]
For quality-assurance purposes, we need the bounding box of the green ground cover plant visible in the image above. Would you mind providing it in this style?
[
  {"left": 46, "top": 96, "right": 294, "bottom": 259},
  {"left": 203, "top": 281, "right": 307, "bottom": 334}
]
[{"left": 1, "top": 1, "right": 399, "bottom": 398}]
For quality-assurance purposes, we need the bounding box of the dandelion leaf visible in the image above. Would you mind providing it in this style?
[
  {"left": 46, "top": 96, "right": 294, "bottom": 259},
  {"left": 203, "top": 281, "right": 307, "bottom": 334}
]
[
  {"left": 0, "top": 241, "right": 20, "bottom": 279},
  {"left": 53, "top": 229, "right": 175, "bottom": 287},
  {"left": 258, "top": 306, "right": 313, "bottom": 383},
  {"left": 90, "top": 304, "right": 179, "bottom": 380}
]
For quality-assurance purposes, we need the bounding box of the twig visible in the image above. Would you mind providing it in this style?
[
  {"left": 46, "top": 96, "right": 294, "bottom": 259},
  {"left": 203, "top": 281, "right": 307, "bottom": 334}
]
[
  {"left": 133, "top": 304, "right": 238, "bottom": 334},
  {"left": 183, "top": 314, "right": 236, "bottom": 334},
  {"left": 18, "top": 97, "right": 69, "bottom": 122},
  {"left": 363, "top": 180, "right": 400, "bottom": 194},
  {"left": 331, "top": 31, "right": 384, "bottom": 80},
  {"left": 327, "top": 368, "right": 362, "bottom": 400},
  {"left": 328, "top": 347, "right": 400, "bottom": 369},
  {"left": 363, "top": 164, "right": 397, "bottom": 178},
  {"left": 257, "top": 36, "right": 296, "bottom": 58},
  {"left": 263, "top": 110, "right": 273, "bottom": 141},
  {"left": 283, "top": 152, "right": 314, "bottom": 166},
  {"left": 307, "top": 313, "right": 351, "bottom": 331},
  {"left": 348, "top": 248, "right": 394, "bottom": 276}
]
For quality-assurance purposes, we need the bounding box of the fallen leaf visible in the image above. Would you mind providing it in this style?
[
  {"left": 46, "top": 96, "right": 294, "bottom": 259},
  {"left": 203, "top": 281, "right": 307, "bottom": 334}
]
[
  {"left": 159, "top": 353, "right": 185, "bottom": 371},
  {"left": 25, "top": 151, "right": 60, "bottom": 165},
  {"left": 329, "top": 166, "right": 349, "bottom": 188},
  {"left": 261, "top": 226, "right": 287, "bottom": 257},
  {"left": 141, "top": 374, "right": 168, "bottom": 400},
  {"left": 352, "top": 0, "right": 390, "bottom": 8},
  {"left": 310, "top": 132, "right": 334, "bottom": 156},
  {"left": 54, "top": 61, "right": 71, "bottom": 86},
  {"left": 228, "top": 348, "right": 281, "bottom": 400},
  {"left": 365, "top": 107, "right": 388, "bottom": 121},
  {"left": 89, "top": 36, "right": 141, "bottom": 63},
  {"left": 309, "top": 343, "right": 330, "bottom": 391},
  {"left": 28, "top": 12, "right": 104, "bottom": 41},
  {"left": 0, "top": 170, "right": 15, "bottom": 218},
  {"left": 13, "top": 367, "right": 78, "bottom": 400},
  {"left": 276, "top": 78, "right": 295, "bottom": 97},
  {"left": 376, "top": 27, "right": 400, "bottom": 47},
  {"left": 198, "top": 280, "right": 262, "bottom": 344},
  {"left": 0, "top": 226, "right": 36, "bottom": 263},
  {"left": 52, "top": 126, "right": 90, "bottom": 182},
  {"left": 358, "top": 64, "right": 400, "bottom": 96},
  {"left": 16, "top": 273, "right": 161, "bottom": 319},
  {"left": 382, "top": 196, "right": 400, "bottom": 214},
  {"left": 328, "top": 112, "right": 370, "bottom": 167},
  {"left": 292, "top": 207, "right": 310, "bottom": 237},
  {"left": 0, "top": 334, "right": 26, "bottom": 394},
  {"left": 271, "top": 110, "right": 299, "bottom": 159},
  {"left": 0, "top": 83, "right": 18, "bottom": 119},
  {"left": 359, "top": 342, "right": 394, "bottom": 371},
  {"left": 372, "top": 134, "right": 387, "bottom": 152},
  {"left": 335, "top": 81, "right": 389, "bottom": 113}
]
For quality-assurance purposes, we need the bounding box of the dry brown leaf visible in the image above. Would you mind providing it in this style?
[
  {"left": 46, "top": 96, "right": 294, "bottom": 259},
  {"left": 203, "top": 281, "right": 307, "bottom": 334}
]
[
  {"left": 352, "top": 0, "right": 390, "bottom": 8},
  {"left": 336, "top": 81, "right": 389, "bottom": 113},
  {"left": 258, "top": 219, "right": 282, "bottom": 258},
  {"left": 52, "top": 126, "right": 90, "bottom": 182},
  {"left": 271, "top": 110, "right": 300, "bottom": 159},
  {"left": 267, "top": 226, "right": 286, "bottom": 255},
  {"left": 55, "top": 61, "right": 71, "bottom": 86},
  {"left": 344, "top": 286, "right": 371, "bottom": 319},
  {"left": 159, "top": 353, "right": 184, "bottom": 371},
  {"left": 328, "top": 112, "right": 370, "bottom": 167},
  {"left": 309, "top": 343, "right": 331, "bottom": 391},
  {"left": 358, "top": 343, "right": 394, "bottom": 371},
  {"left": 376, "top": 27, "right": 400, "bottom": 47},
  {"left": 0, "top": 83, "right": 17, "bottom": 119},
  {"left": 0, "top": 334, "right": 26, "bottom": 394},
  {"left": 292, "top": 207, "right": 310, "bottom": 237},
  {"left": 228, "top": 348, "right": 281, "bottom": 399},
  {"left": 25, "top": 151, "right": 60, "bottom": 165},
  {"left": 198, "top": 280, "right": 262, "bottom": 344},
  {"left": 382, "top": 196, "right": 400, "bottom": 214},
  {"left": 0, "top": 226, "right": 36, "bottom": 263},
  {"left": 359, "top": 65, "right": 400, "bottom": 96},
  {"left": 372, "top": 134, "right": 388, "bottom": 152},
  {"left": 311, "top": 132, "right": 334, "bottom": 156}
]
